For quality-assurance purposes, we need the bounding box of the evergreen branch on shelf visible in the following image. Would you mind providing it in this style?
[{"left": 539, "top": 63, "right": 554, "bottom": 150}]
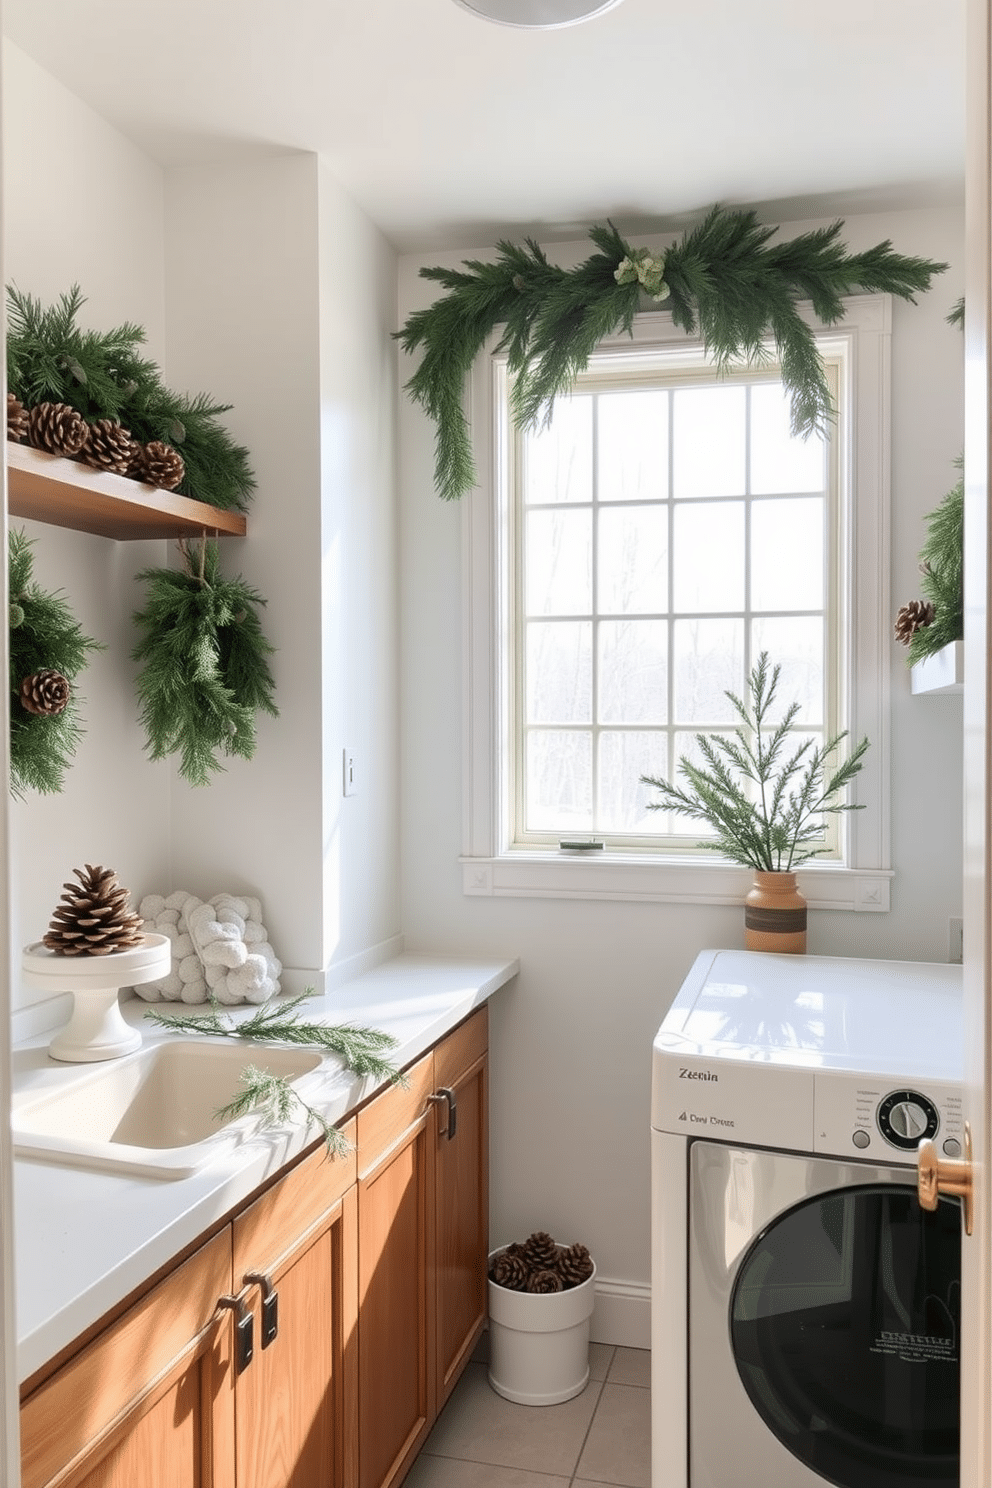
[
  {"left": 8, "top": 528, "right": 104, "bottom": 798},
  {"left": 216, "top": 1065, "right": 353, "bottom": 1160},
  {"left": 132, "top": 539, "right": 278, "bottom": 787},
  {"left": 6, "top": 284, "right": 256, "bottom": 512},
  {"left": 397, "top": 205, "right": 947, "bottom": 502}
]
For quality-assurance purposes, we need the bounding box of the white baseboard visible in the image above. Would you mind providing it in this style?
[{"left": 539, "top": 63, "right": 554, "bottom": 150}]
[{"left": 590, "top": 1278, "right": 651, "bottom": 1349}]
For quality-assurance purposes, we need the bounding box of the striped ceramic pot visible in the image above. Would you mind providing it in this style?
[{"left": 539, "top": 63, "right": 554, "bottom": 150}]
[{"left": 744, "top": 871, "right": 807, "bottom": 954}]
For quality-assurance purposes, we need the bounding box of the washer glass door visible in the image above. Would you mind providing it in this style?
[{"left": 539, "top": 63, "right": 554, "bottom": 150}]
[{"left": 690, "top": 1146, "right": 960, "bottom": 1488}]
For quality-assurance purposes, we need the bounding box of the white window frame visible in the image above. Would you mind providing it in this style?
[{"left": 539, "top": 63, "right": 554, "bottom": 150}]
[{"left": 460, "top": 295, "right": 892, "bottom": 910}]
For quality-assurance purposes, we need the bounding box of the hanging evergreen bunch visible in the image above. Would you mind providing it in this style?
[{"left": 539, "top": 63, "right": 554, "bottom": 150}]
[
  {"left": 8, "top": 529, "right": 103, "bottom": 798},
  {"left": 6, "top": 284, "right": 256, "bottom": 512},
  {"left": 895, "top": 463, "right": 964, "bottom": 665},
  {"left": 132, "top": 539, "right": 278, "bottom": 786},
  {"left": 397, "top": 205, "right": 948, "bottom": 501}
]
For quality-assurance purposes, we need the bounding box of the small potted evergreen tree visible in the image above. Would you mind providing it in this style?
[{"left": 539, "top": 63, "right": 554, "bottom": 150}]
[{"left": 640, "top": 653, "right": 870, "bottom": 953}]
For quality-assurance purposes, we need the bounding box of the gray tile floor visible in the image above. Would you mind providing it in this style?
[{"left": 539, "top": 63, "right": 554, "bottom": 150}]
[{"left": 406, "top": 1340, "right": 651, "bottom": 1488}]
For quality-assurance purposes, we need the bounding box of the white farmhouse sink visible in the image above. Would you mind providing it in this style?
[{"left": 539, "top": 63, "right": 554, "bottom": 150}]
[{"left": 11, "top": 1039, "right": 325, "bottom": 1179}]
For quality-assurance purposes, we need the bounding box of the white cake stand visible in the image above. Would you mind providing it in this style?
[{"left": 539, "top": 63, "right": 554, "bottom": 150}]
[{"left": 22, "top": 934, "right": 172, "bottom": 1063}]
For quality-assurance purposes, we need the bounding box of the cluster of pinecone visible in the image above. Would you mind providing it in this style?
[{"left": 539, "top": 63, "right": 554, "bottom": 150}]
[
  {"left": 43, "top": 864, "right": 144, "bottom": 957},
  {"left": 7, "top": 393, "right": 185, "bottom": 492},
  {"left": 489, "top": 1231, "right": 594, "bottom": 1294}
]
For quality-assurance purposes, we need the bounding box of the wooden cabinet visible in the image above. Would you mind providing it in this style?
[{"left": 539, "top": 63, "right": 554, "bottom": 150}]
[
  {"left": 19, "top": 1134, "right": 356, "bottom": 1488},
  {"left": 434, "top": 1010, "right": 488, "bottom": 1411},
  {"left": 232, "top": 1122, "right": 357, "bottom": 1488},
  {"left": 19, "top": 1228, "right": 235, "bottom": 1488},
  {"left": 19, "top": 1008, "right": 489, "bottom": 1488},
  {"left": 356, "top": 1007, "right": 488, "bottom": 1488}
]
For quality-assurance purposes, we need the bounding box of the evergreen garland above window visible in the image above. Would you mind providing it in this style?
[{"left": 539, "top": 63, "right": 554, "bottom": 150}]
[{"left": 396, "top": 204, "right": 947, "bottom": 502}]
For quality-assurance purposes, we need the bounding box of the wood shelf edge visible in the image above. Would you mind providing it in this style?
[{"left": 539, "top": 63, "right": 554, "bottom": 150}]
[{"left": 6, "top": 442, "right": 247, "bottom": 541}]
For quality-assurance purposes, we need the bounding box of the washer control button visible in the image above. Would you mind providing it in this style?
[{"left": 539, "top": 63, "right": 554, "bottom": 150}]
[
  {"left": 852, "top": 1130, "right": 871, "bottom": 1150},
  {"left": 877, "top": 1090, "right": 940, "bottom": 1150},
  {"left": 943, "top": 1137, "right": 962, "bottom": 1159}
]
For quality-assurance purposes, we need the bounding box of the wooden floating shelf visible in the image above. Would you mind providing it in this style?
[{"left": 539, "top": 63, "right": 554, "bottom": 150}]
[{"left": 6, "top": 443, "right": 247, "bottom": 541}]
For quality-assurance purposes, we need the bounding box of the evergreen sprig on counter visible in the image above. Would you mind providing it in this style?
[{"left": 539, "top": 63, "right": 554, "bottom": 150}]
[
  {"left": 217, "top": 1065, "right": 353, "bottom": 1159},
  {"left": 6, "top": 284, "right": 256, "bottom": 512},
  {"left": 397, "top": 205, "right": 947, "bottom": 502},
  {"left": 146, "top": 991, "right": 404, "bottom": 1156}
]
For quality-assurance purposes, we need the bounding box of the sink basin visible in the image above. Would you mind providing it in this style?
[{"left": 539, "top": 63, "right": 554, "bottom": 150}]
[{"left": 11, "top": 1039, "right": 325, "bottom": 1179}]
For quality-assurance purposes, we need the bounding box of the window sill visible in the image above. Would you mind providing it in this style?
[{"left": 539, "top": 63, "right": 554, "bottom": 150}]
[{"left": 459, "top": 854, "right": 892, "bottom": 910}]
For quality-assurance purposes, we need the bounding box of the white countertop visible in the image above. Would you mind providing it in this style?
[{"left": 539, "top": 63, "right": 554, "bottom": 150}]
[{"left": 12, "top": 952, "right": 518, "bottom": 1384}]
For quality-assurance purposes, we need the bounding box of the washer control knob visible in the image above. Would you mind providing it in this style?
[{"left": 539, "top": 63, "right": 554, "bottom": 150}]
[
  {"left": 852, "top": 1130, "right": 871, "bottom": 1150},
  {"left": 943, "top": 1137, "right": 962, "bottom": 1159},
  {"left": 877, "top": 1090, "right": 940, "bottom": 1151}
]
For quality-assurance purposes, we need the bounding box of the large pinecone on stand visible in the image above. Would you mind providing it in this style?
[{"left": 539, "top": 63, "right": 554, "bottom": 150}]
[
  {"left": 43, "top": 864, "right": 144, "bottom": 956},
  {"left": 7, "top": 394, "right": 29, "bottom": 443},
  {"left": 27, "top": 402, "right": 88, "bottom": 458},
  {"left": 80, "top": 418, "right": 133, "bottom": 476}
]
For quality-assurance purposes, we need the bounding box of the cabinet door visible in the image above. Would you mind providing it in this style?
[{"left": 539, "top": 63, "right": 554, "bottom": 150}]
[
  {"left": 356, "top": 1053, "right": 436, "bottom": 1488},
  {"left": 433, "top": 1007, "right": 489, "bottom": 1408},
  {"left": 20, "top": 1228, "right": 234, "bottom": 1488},
  {"left": 232, "top": 1123, "right": 357, "bottom": 1488}
]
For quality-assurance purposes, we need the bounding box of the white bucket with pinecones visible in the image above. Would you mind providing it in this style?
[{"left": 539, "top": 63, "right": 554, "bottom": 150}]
[{"left": 487, "top": 1232, "right": 596, "bottom": 1406}]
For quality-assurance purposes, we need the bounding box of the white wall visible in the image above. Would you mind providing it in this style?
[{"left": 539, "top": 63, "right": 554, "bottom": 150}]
[
  {"left": 397, "top": 205, "right": 965, "bottom": 1341},
  {"left": 4, "top": 48, "right": 402, "bottom": 1004},
  {"left": 3, "top": 43, "right": 171, "bottom": 1007},
  {"left": 163, "top": 155, "right": 401, "bottom": 987}
]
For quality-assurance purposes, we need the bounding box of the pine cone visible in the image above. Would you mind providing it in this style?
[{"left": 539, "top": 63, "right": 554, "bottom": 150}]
[
  {"left": 894, "top": 599, "right": 936, "bottom": 645},
  {"left": 7, "top": 394, "right": 28, "bottom": 443},
  {"left": 80, "top": 418, "right": 133, "bottom": 476},
  {"left": 19, "top": 670, "right": 70, "bottom": 717},
  {"left": 490, "top": 1251, "right": 529, "bottom": 1290},
  {"left": 136, "top": 440, "right": 185, "bottom": 491},
  {"left": 526, "top": 1268, "right": 563, "bottom": 1294},
  {"left": 43, "top": 864, "right": 144, "bottom": 957},
  {"left": 522, "top": 1230, "right": 559, "bottom": 1271},
  {"left": 556, "top": 1242, "right": 594, "bottom": 1288},
  {"left": 27, "top": 402, "right": 88, "bottom": 459}
]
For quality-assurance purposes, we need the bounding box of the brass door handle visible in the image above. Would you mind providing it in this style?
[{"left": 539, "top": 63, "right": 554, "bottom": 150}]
[{"left": 918, "top": 1120, "right": 973, "bottom": 1236}]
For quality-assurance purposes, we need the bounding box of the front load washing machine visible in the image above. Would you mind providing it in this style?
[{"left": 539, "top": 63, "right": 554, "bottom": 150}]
[{"left": 651, "top": 949, "right": 964, "bottom": 1488}]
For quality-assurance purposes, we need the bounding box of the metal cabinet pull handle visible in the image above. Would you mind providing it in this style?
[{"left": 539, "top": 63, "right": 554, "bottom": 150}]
[
  {"left": 918, "top": 1120, "right": 974, "bottom": 1236},
  {"left": 243, "top": 1270, "right": 280, "bottom": 1347},
  {"left": 217, "top": 1291, "right": 255, "bottom": 1373},
  {"left": 427, "top": 1087, "right": 458, "bottom": 1140}
]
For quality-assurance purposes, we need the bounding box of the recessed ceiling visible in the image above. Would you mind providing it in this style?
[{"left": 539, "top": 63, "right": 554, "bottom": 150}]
[{"left": 2, "top": 0, "right": 965, "bottom": 252}]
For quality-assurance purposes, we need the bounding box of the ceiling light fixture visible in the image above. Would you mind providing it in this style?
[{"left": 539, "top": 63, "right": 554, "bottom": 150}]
[{"left": 452, "top": 0, "right": 625, "bottom": 29}]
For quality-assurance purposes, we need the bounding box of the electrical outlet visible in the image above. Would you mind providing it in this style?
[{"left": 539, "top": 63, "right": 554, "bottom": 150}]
[
  {"left": 343, "top": 748, "right": 357, "bottom": 797},
  {"left": 949, "top": 917, "right": 963, "bottom": 964}
]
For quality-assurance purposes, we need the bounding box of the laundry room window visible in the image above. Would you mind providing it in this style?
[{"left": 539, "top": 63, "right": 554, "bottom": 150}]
[{"left": 460, "top": 297, "right": 892, "bottom": 908}]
